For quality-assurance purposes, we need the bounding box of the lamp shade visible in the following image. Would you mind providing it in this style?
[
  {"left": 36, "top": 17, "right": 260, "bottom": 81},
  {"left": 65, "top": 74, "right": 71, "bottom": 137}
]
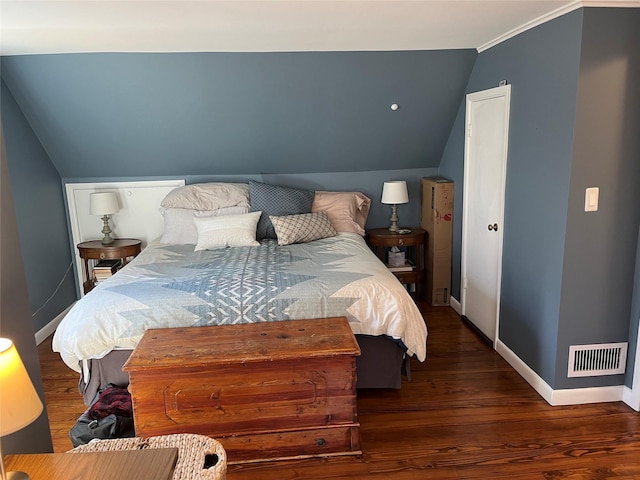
[
  {"left": 90, "top": 192, "right": 119, "bottom": 216},
  {"left": 0, "top": 338, "right": 43, "bottom": 436},
  {"left": 381, "top": 181, "right": 409, "bottom": 205}
]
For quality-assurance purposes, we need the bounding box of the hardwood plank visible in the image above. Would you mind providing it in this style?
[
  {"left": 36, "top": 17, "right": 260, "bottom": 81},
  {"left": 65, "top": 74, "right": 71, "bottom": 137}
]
[
  {"left": 39, "top": 302, "right": 640, "bottom": 479},
  {"left": 38, "top": 335, "right": 87, "bottom": 452}
]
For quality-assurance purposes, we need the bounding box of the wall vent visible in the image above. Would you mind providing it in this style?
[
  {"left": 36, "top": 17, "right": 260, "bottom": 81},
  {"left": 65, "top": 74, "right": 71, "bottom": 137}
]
[{"left": 568, "top": 343, "right": 627, "bottom": 377}]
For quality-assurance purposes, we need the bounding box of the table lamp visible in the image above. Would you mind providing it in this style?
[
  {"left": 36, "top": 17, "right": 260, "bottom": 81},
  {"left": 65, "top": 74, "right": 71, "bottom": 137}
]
[
  {"left": 0, "top": 338, "right": 44, "bottom": 480},
  {"left": 381, "top": 181, "right": 409, "bottom": 232},
  {"left": 90, "top": 192, "right": 119, "bottom": 245}
]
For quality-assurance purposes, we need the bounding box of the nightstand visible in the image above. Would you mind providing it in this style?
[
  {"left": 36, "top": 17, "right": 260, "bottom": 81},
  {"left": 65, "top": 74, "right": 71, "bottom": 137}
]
[
  {"left": 77, "top": 239, "right": 142, "bottom": 294},
  {"left": 366, "top": 227, "right": 426, "bottom": 299}
]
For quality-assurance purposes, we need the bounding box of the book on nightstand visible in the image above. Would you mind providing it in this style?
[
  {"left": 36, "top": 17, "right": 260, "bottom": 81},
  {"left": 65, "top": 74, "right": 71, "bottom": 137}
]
[
  {"left": 93, "top": 259, "right": 122, "bottom": 283},
  {"left": 387, "top": 263, "right": 414, "bottom": 272},
  {"left": 387, "top": 260, "right": 415, "bottom": 273}
]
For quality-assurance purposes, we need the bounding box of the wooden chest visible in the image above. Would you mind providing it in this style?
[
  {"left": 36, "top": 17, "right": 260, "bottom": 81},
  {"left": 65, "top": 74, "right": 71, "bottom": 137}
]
[{"left": 123, "top": 317, "right": 361, "bottom": 463}]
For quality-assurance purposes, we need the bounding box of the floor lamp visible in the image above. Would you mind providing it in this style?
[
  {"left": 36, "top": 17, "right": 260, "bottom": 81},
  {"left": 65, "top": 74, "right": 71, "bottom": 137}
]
[{"left": 0, "top": 338, "right": 44, "bottom": 480}]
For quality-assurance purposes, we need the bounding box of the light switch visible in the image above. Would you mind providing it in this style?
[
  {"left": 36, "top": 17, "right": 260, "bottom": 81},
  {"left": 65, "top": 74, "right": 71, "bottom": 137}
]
[{"left": 585, "top": 187, "right": 599, "bottom": 212}]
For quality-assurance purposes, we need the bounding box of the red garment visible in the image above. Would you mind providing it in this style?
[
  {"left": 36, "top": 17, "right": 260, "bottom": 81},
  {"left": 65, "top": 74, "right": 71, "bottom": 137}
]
[{"left": 88, "top": 385, "right": 132, "bottom": 420}]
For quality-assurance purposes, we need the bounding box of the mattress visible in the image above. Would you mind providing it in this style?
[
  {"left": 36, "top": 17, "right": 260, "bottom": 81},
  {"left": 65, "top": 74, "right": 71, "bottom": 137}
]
[{"left": 53, "top": 232, "right": 427, "bottom": 376}]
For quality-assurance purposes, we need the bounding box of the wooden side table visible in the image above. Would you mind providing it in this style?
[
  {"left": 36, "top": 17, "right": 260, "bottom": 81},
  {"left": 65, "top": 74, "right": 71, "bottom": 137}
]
[
  {"left": 4, "top": 448, "right": 178, "bottom": 480},
  {"left": 366, "top": 227, "right": 426, "bottom": 299},
  {"left": 77, "top": 238, "right": 142, "bottom": 294}
]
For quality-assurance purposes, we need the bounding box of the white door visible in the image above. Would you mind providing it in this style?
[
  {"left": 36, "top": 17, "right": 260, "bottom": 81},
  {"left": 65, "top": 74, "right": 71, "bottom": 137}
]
[{"left": 461, "top": 85, "right": 511, "bottom": 346}]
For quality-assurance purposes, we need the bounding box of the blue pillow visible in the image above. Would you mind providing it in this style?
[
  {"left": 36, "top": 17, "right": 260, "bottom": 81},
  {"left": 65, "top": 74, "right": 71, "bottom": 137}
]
[{"left": 249, "top": 181, "right": 315, "bottom": 240}]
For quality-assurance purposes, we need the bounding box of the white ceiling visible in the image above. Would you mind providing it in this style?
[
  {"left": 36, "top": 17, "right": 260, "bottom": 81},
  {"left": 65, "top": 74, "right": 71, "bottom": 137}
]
[{"left": 0, "top": 0, "right": 637, "bottom": 56}]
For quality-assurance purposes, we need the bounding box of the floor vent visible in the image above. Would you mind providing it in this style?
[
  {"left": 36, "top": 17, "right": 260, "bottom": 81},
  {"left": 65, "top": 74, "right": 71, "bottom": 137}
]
[{"left": 568, "top": 343, "right": 627, "bottom": 377}]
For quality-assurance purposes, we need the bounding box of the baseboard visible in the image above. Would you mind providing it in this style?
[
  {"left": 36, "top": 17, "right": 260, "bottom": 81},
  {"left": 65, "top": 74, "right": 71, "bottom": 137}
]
[
  {"left": 35, "top": 303, "right": 74, "bottom": 345},
  {"left": 496, "top": 338, "right": 632, "bottom": 407},
  {"left": 449, "top": 296, "right": 461, "bottom": 315},
  {"left": 495, "top": 339, "right": 554, "bottom": 404},
  {"left": 551, "top": 385, "right": 625, "bottom": 405}
]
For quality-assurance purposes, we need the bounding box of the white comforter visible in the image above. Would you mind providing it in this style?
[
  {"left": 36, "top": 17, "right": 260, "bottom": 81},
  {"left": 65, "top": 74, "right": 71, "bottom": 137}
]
[{"left": 53, "top": 233, "right": 427, "bottom": 372}]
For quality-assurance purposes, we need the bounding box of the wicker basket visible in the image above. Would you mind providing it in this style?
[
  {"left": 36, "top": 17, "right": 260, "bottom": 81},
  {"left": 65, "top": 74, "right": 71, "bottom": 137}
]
[{"left": 68, "top": 433, "right": 227, "bottom": 480}]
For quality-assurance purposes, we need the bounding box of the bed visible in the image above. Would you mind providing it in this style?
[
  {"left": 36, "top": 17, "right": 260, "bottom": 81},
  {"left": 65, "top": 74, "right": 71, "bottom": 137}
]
[{"left": 53, "top": 182, "right": 428, "bottom": 405}]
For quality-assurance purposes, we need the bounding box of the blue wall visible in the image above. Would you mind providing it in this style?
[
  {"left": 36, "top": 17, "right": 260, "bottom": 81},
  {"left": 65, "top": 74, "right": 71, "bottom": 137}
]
[
  {"left": 1, "top": 81, "right": 76, "bottom": 333},
  {"left": 440, "top": 8, "right": 640, "bottom": 389},
  {"left": 1, "top": 126, "right": 53, "bottom": 454},
  {"left": 440, "top": 10, "right": 583, "bottom": 385},
  {"left": 1, "top": 50, "right": 476, "bottom": 178},
  {"left": 558, "top": 7, "right": 640, "bottom": 389}
]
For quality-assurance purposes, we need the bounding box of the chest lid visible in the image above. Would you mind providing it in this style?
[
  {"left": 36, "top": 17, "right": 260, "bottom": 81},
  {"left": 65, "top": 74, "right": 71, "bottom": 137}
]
[{"left": 123, "top": 316, "right": 360, "bottom": 371}]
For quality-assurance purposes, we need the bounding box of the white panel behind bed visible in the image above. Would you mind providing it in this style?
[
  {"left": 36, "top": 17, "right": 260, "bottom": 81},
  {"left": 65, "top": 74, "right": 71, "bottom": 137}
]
[{"left": 65, "top": 179, "right": 186, "bottom": 297}]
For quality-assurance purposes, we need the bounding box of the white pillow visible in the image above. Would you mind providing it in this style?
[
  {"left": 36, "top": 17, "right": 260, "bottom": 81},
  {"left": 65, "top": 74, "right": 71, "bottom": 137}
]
[
  {"left": 161, "top": 183, "right": 250, "bottom": 211},
  {"left": 194, "top": 211, "right": 262, "bottom": 250},
  {"left": 160, "top": 206, "right": 249, "bottom": 245}
]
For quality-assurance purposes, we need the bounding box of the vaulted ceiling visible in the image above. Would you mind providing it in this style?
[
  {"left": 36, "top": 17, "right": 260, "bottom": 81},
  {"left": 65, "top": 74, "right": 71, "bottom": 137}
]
[{"left": 1, "top": 0, "right": 625, "bottom": 55}]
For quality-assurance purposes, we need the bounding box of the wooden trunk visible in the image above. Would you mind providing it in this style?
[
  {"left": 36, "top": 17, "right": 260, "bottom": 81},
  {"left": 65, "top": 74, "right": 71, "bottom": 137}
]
[{"left": 123, "top": 317, "right": 361, "bottom": 463}]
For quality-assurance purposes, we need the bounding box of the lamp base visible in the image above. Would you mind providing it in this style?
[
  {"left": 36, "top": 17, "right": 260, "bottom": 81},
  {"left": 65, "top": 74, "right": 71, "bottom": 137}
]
[
  {"left": 101, "top": 214, "right": 115, "bottom": 245},
  {"left": 7, "top": 470, "right": 31, "bottom": 480},
  {"left": 388, "top": 204, "right": 400, "bottom": 232}
]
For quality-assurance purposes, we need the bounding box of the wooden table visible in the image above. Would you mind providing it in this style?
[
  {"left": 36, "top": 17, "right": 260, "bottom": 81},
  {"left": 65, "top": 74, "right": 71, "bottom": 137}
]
[
  {"left": 366, "top": 227, "right": 426, "bottom": 298},
  {"left": 77, "top": 238, "right": 142, "bottom": 293},
  {"left": 123, "top": 317, "right": 362, "bottom": 463},
  {"left": 4, "top": 448, "right": 178, "bottom": 480}
]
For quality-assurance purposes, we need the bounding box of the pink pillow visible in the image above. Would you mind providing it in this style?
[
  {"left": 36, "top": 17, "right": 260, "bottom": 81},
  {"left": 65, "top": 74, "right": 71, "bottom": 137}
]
[{"left": 311, "top": 191, "right": 371, "bottom": 236}]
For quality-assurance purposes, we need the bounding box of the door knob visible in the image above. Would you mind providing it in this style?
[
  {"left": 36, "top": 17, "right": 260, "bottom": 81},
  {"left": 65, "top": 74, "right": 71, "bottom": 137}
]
[{"left": 488, "top": 223, "right": 498, "bottom": 231}]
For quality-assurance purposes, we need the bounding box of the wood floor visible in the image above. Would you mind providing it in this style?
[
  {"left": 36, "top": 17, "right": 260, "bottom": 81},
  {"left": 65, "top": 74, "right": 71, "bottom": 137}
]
[{"left": 38, "top": 303, "right": 640, "bottom": 479}]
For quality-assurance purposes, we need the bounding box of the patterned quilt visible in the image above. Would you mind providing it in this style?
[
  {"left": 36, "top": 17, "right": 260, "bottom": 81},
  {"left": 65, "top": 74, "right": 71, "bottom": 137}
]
[{"left": 53, "top": 233, "right": 427, "bottom": 373}]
